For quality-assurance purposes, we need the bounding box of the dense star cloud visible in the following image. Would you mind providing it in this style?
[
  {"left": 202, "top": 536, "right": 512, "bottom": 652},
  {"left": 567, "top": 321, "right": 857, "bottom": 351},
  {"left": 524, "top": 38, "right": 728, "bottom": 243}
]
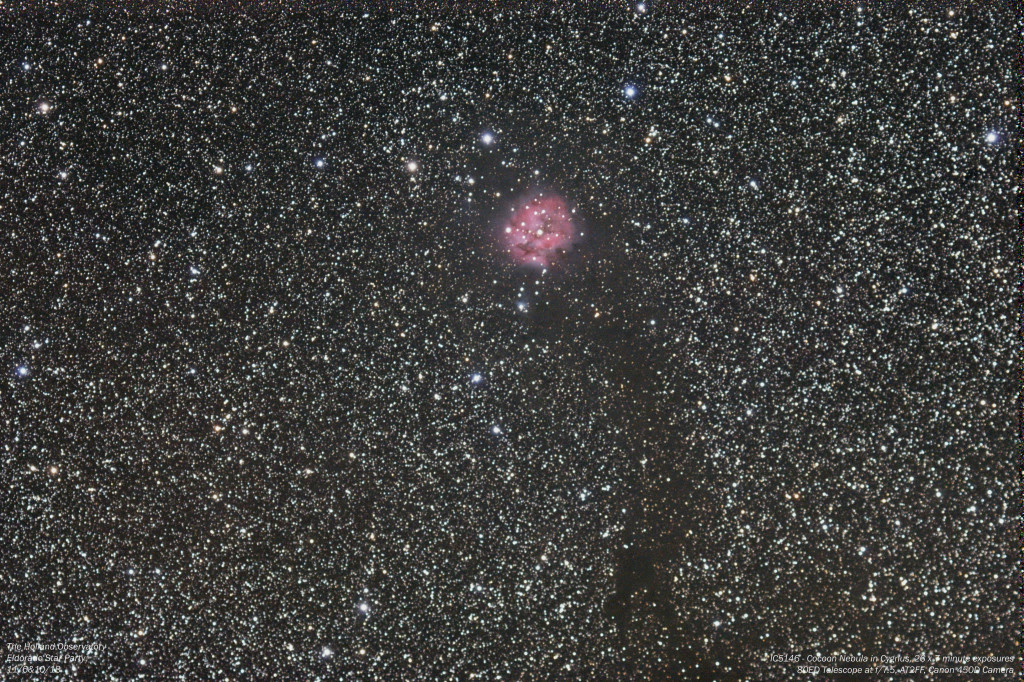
[{"left": 1, "top": 3, "right": 1019, "bottom": 680}]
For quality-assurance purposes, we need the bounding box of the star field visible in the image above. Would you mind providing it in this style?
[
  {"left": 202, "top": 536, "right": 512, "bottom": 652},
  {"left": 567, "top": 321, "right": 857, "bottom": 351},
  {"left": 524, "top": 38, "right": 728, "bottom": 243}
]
[{"left": 2, "top": 3, "right": 1019, "bottom": 680}]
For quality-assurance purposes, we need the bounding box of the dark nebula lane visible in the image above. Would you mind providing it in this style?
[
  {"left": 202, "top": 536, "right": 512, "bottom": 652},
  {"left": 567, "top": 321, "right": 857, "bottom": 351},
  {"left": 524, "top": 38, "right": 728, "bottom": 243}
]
[{"left": 3, "top": 4, "right": 1018, "bottom": 681}]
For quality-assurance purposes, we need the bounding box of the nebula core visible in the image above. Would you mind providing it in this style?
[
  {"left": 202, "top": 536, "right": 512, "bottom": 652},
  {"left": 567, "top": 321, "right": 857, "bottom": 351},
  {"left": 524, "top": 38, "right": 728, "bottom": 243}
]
[{"left": 500, "top": 192, "right": 577, "bottom": 269}]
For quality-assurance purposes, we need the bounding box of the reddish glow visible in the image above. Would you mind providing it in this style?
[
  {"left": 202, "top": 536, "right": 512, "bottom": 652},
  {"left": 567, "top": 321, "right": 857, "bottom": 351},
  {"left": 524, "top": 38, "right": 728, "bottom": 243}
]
[{"left": 500, "top": 192, "right": 577, "bottom": 269}]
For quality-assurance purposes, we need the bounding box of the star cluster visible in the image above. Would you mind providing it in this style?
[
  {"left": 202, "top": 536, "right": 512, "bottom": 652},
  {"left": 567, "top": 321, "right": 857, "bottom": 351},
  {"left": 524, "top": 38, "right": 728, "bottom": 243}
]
[{"left": 2, "top": 3, "right": 1019, "bottom": 680}]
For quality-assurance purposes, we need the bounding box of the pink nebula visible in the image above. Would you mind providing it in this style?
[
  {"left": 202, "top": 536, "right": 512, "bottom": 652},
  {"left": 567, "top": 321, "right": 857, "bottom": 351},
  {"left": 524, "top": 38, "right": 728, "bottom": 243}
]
[{"left": 500, "top": 192, "right": 577, "bottom": 269}]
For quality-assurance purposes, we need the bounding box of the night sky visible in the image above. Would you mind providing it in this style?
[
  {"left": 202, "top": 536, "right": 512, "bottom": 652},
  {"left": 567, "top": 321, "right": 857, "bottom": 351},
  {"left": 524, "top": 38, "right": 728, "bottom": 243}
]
[{"left": 2, "top": 3, "right": 1019, "bottom": 680}]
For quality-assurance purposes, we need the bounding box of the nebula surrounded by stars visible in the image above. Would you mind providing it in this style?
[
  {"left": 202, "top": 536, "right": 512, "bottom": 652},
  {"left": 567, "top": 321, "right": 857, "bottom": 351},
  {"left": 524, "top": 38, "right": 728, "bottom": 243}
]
[
  {"left": 3, "top": 3, "right": 1018, "bottom": 680},
  {"left": 499, "top": 191, "right": 577, "bottom": 269}
]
